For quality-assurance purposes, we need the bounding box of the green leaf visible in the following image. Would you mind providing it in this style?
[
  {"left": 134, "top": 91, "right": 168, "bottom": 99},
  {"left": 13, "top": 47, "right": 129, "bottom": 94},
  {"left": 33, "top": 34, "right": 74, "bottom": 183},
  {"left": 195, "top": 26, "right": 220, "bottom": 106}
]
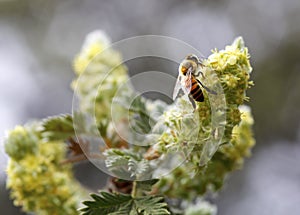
[
  {"left": 135, "top": 196, "right": 170, "bottom": 215},
  {"left": 129, "top": 95, "right": 158, "bottom": 135},
  {"left": 114, "top": 90, "right": 155, "bottom": 134},
  {"left": 128, "top": 158, "right": 151, "bottom": 179},
  {"left": 136, "top": 179, "right": 159, "bottom": 193},
  {"left": 105, "top": 149, "right": 133, "bottom": 179},
  {"left": 104, "top": 149, "right": 152, "bottom": 180},
  {"left": 80, "top": 192, "right": 133, "bottom": 215},
  {"left": 41, "top": 114, "right": 74, "bottom": 141},
  {"left": 80, "top": 192, "right": 170, "bottom": 215}
]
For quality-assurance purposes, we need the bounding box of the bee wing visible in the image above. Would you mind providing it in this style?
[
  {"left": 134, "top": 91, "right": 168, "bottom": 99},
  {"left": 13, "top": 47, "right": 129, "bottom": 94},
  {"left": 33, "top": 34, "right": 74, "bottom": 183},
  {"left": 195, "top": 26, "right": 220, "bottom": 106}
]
[
  {"left": 184, "top": 69, "right": 193, "bottom": 92},
  {"left": 173, "top": 74, "right": 183, "bottom": 100},
  {"left": 173, "top": 68, "right": 194, "bottom": 101}
]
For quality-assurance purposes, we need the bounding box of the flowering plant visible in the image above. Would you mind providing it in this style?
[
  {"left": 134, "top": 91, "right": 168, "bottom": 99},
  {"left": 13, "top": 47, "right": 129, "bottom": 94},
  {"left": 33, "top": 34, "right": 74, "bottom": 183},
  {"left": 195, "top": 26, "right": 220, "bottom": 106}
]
[{"left": 5, "top": 31, "right": 254, "bottom": 215}]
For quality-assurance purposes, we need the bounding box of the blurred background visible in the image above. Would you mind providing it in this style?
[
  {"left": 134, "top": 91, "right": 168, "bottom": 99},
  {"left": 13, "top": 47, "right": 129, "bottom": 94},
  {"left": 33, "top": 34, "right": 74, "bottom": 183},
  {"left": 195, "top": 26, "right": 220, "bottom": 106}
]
[{"left": 1, "top": 0, "right": 300, "bottom": 214}]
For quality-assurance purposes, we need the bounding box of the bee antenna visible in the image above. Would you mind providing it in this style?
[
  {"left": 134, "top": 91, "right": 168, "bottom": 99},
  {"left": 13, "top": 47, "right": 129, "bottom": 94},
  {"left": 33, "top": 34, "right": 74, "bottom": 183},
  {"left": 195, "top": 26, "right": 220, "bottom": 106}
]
[{"left": 197, "top": 61, "right": 204, "bottom": 67}]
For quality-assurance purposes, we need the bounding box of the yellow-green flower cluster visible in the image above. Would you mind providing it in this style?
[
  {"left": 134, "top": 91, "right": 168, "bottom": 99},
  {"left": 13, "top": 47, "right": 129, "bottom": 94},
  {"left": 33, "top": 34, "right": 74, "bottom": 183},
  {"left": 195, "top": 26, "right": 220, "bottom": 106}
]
[
  {"left": 72, "top": 31, "right": 129, "bottom": 122},
  {"left": 203, "top": 36, "right": 253, "bottom": 140},
  {"left": 154, "top": 37, "right": 255, "bottom": 199},
  {"left": 5, "top": 126, "right": 38, "bottom": 161},
  {"left": 156, "top": 106, "right": 255, "bottom": 199},
  {"left": 148, "top": 96, "right": 202, "bottom": 155},
  {"left": 219, "top": 105, "right": 255, "bottom": 170},
  {"left": 5, "top": 124, "right": 83, "bottom": 215},
  {"left": 185, "top": 200, "right": 217, "bottom": 215}
]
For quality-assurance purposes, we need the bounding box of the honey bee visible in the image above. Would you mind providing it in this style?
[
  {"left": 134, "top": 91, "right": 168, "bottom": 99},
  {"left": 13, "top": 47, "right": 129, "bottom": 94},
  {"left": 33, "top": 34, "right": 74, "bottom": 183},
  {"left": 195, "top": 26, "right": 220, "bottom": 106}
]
[{"left": 173, "top": 54, "right": 216, "bottom": 104}]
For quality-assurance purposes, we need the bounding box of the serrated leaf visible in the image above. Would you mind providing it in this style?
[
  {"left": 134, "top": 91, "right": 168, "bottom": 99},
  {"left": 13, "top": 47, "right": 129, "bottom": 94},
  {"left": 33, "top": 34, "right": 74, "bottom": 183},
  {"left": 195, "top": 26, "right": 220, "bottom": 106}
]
[
  {"left": 80, "top": 192, "right": 170, "bottom": 215},
  {"left": 104, "top": 149, "right": 152, "bottom": 180},
  {"left": 128, "top": 96, "right": 154, "bottom": 134},
  {"left": 104, "top": 149, "right": 134, "bottom": 179},
  {"left": 80, "top": 192, "right": 133, "bottom": 215},
  {"left": 114, "top": 90, "right": 155, "bottom": 134},
  {"left": 136, "top": 179, "right": 159, "bottom": 193},
  {"left": 128, "top": 158, "right": 151, "bottom": 179},
  {"left": 41, "top": 114, "right": 74, "bottom": 141},
  {"left": 135, "top": 196, "right": 170, "bottom": 215}
]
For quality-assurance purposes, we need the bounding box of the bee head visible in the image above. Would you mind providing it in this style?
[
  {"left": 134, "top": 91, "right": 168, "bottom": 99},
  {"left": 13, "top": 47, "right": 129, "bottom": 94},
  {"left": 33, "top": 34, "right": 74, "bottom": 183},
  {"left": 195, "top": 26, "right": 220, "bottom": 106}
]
[
  {"left": 180, "top": 54, "right": 199, "bottom": 75},
  {"left": 186, "top": 54, "right": 199, "bottom": 64}
]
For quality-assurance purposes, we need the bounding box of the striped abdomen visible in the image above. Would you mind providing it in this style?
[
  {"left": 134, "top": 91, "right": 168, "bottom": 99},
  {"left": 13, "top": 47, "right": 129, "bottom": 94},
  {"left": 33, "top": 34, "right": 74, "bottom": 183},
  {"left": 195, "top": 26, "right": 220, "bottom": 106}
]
[{"left": 189, "top": 76, "right": 204, "bottom": 102}]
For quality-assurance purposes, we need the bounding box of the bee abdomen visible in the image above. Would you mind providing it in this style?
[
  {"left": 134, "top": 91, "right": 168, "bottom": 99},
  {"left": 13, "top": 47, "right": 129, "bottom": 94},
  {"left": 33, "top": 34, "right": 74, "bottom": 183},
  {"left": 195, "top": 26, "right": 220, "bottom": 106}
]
[{"left": 190, "top": 81, "right": 204, "bottom": 102}]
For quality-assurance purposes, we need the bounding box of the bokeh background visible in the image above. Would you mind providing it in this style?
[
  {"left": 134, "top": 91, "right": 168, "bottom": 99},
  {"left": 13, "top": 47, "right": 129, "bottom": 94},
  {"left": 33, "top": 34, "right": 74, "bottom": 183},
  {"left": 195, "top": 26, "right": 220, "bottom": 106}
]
[{"left": 1, "top": 0, "right": 300, "bottom": 214}]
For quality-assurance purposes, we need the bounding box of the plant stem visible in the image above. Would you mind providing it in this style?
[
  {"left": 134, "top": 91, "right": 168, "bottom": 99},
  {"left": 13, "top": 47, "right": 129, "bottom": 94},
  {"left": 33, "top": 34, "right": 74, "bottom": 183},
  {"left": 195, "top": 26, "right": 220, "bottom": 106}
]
[{"left": 131, "top": 181, "right": 137, "bottom": 198}]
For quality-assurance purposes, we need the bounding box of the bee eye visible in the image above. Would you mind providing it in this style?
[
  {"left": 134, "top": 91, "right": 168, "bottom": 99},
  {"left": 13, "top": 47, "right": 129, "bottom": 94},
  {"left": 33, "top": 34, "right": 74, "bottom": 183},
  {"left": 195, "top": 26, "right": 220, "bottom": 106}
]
[{"left": 184, "top": 62, "right": 193, "bottom": 70}]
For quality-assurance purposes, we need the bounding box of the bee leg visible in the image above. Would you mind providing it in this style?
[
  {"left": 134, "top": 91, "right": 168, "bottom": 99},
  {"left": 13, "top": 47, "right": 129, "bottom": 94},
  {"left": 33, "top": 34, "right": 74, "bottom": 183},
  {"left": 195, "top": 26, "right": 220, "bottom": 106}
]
[
  {"left": 188, "top": 94, "right": 197, "bottom": 110},
  {"left": 196, "top": 79, "right": 217, "bottom": 95},
  {"left": 195, "top": 71, "right": 206, "bottom": 79}
]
